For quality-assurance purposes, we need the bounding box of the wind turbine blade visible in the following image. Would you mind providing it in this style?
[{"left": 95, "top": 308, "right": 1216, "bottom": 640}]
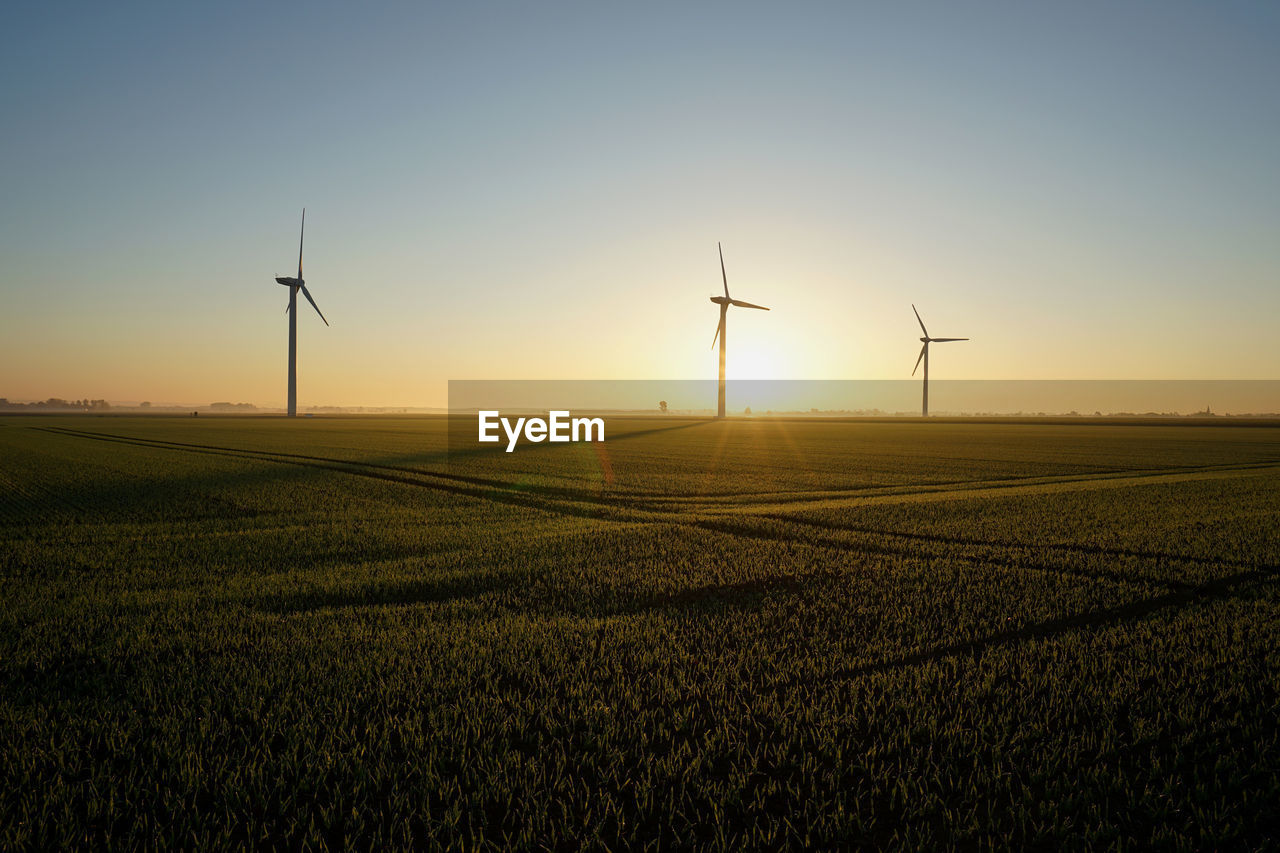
[
  {"left": 932, "top": 337, "right": 969, "bottom": 343},
  {"left": 711, "top": 315, "right": 724, "bottom": 349},
  {"left": 912, "top": 344, "right": 926, "bottom": 376},
  {"left": 912, "top": 303, "right": 928, "bottom": 337},
  {"left": 729, "top": 299, "right": 769, "bottom": 311},
  {"left": 300, "top": 284, "right": 328, "bottom": 326},
  {"left": 285, "top": 302, "right": 291, "bottom": 314},
  {"left": 297, "top": 208, "right": 305, "bottom": 280},
  {"left": 718, "top": 242, "right": 729, "bottom": 299}
]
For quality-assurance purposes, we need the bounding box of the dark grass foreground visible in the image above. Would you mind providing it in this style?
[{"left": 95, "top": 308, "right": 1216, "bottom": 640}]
[{"left": 2, "top": 416, "right": 1279, "bottom": 848}]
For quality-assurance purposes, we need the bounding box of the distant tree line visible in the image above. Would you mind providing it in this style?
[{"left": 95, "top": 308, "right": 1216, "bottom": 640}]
[{"left": 0, "top": 398, "right": 111, "bottom": 410}]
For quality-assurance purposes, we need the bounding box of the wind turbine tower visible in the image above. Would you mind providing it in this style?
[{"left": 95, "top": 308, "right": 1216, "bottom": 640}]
[
  {"left": 710, "top": 243, "right": 770, "bottom": 418},
  {"left": 273, "top": 209, "right": 329, "bottom": 417},
  {"left": 911, "top": 304, "right": 967, "bottom": 418}
]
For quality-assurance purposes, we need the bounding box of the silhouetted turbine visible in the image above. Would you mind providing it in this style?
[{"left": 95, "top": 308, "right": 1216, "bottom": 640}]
[
  {"left": 911, "top": 304, "right": 967, "bottom": 417},
  {"left": 273, "top": 209, "right": 328, "bottom": 417},
  {"left": 710, "top": 243, "right": 769, "bottom": 418}
]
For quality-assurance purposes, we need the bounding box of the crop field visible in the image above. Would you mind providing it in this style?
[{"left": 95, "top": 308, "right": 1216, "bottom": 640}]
[{"left": 2, "top": 415, "right": 1279, "bottom": 848}]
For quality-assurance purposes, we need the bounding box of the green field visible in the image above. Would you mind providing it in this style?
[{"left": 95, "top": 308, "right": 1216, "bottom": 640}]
[{"left": 3, "top": 415, "right": 1279, "bottom": 848}]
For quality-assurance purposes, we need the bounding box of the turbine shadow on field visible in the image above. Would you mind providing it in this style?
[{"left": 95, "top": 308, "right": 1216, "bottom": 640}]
[
  {"left": 576, "top": 569, "right": 847, "bottom": 620},
  {"left": 251, "top": 569, "right": 526, "bottom": 614},
  {"left": 1069, "top": 672, "right": 1279, "bottom": 781},
  {"left": 3, "top": 650, "right": 134, "bottom": 707},
  {"left": 778, "top": 564, "right": 1278, "bottom": 692}
]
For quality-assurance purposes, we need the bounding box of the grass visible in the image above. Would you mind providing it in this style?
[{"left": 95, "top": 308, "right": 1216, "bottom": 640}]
[{"left": 2, "top": 415, "right": 1278, "bottom": 848}]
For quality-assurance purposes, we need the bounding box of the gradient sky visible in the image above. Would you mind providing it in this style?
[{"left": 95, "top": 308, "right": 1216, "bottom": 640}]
[{"left": 2, "top": 2, "right": 1278, "bottom": 407}]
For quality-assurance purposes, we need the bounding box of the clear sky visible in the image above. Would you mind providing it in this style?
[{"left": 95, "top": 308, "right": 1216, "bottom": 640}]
[{"left": 2, "top": 2, "right": 1278, "bottom": 407}]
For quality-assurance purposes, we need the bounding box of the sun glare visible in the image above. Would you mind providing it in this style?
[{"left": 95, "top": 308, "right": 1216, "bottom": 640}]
[{"left": 725, "top": 346, "right": 795, "bottom": 381}]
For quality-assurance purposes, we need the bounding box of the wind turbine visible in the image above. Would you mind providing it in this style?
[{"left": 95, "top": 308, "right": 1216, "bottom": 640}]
[
  {"left": 911, "top": 304, "right": 967, "bottom": 418},
  {"left": 273, "top": 209, "right": 328, "bottom": 417},
  {"left": 710, "top": 243, "right": 769, "bottom": 418}
]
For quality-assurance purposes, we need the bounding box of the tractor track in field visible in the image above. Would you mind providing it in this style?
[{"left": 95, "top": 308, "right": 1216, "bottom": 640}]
[
  {"left": 691, "top": 511, "right": 1280, "bottom": 597},
  {"left": 32, "top": 424, "right": 1280, "bottom": 520},
  {"left": 677, "top": 460, "right": 1280, "bottom": 513},
  {"left": 28, "top": 425, "right": 1280, "bottom": 589},
  {"left": 30, "top": 425, "right": 1280, "bottom": 584},
  {"left": 755, "top": 512, "right": 1275, "bottom": 576}
]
